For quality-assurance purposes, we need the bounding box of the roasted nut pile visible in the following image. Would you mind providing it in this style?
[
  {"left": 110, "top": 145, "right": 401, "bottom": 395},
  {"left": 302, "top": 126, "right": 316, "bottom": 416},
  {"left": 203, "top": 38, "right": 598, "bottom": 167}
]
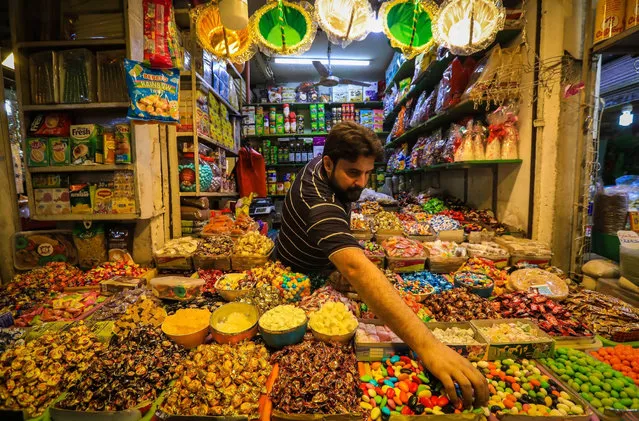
[
  {"left": 162, "top": 342, "right": 271, "bottom": 416},
  {"left": 234, "top": 232, "right": 274, "bottom": 256},
  {"left": 420, "top": 289, "right": 501, "bottom": 321},
  {"left": 270, "top": 339, "right": 361, "bottom": 414},
  {"left": 197, "top": 235, "right": 234, "bottom": 256},
  {"left": 492, "top": 292, "right": 591, "bottom": 337},
  {"left": 57, "top": 326, "right": 185, "bottom": 412},
  {"left": 112, "top": 298, "right": 166, "bottom": 337},
  {"left": 0, "top": 323, "right": 104, "bottom": 417},
  {"left": 89, "top": 288, "right": 147, "bottom": 322}
]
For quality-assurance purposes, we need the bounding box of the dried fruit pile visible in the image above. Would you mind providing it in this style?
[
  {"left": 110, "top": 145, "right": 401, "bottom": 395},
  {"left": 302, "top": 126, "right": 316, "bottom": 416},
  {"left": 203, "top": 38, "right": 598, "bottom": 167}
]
[{"left": 420, "top": 289, "right": 501, "bottom": 322}]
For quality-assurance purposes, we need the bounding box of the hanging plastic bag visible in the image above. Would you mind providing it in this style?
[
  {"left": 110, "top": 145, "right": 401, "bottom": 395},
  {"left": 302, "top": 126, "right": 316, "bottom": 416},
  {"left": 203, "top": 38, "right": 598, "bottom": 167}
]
[
  {"left": 455, "top": 121, "right": 475, "bottom": 162},
  {"left": 143, "top": 0, "right": 178, "bottom": 68},
  {"left": 471, "top": 121, "right": 486, "bottom": 160},
  {"left": 124, "top": 59, "right": 180, "bottom": 123},
  {"left": 391, "top": 107, "right": 407, "bottom": 138},
  {"left": 462, "top": 45, "right": 502, "bottom": 102}
]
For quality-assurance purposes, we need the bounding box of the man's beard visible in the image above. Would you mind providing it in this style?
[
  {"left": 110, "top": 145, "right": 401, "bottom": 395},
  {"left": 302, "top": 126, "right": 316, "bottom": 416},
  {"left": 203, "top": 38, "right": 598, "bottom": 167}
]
[{"left": 328, "top": 173, "right": 364, "bottom": 203}]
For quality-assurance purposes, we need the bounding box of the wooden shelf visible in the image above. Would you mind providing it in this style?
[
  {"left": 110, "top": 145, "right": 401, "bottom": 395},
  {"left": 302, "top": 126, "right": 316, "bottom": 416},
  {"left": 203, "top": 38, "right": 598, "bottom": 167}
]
[
  {"left": 176, "top": 132, "right": 239, "bottom": 156},
  {"left": 592, "top": 25, "right": 639, "bottom": 56},
  {"left": 30, "top": 164, "right": 134, "bottom": 173},
  {"left": 179, "top": 192, "right": 239, "bottom": 197},
  {"left": 386, "top": 160, "right": 523, "bottom": 175},
  {"left": 385, "top": 100, "right": 491, "bottom": 150},
  {"left": 16, "top": 39, "right": 126, "bottom": 50},
  {"left": 22, "top": 102, "right": 129, "bottom": 111},
  {"left": 247, "top": 101, "right": 383, "bottom": 108},
  {"left": 32, "top": 213, "right": 139, "bottom": 221},
  {"left": 246, "top": 131, "right": 388, "bottom": 140}
]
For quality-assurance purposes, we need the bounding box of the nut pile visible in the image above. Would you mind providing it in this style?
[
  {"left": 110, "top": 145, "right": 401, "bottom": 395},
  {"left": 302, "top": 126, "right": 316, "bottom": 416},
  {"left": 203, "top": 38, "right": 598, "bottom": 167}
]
[
  {"left": 492, "top": 292, "right": 591, "bottom": 337},
  {"left": 197, "top": 235, "right": 234, "bottom": 256},
  {"left": 270, "top": 339, "right": 361, "bottom": 414},
  {"left": 0, "top": 323, "right": 104, "bottom": 417},
  {"left": 161, "top": 343, "right": 271, "bottom": 416},
  {"left": 57, "top": 326, "right": 185, "bottom": 411},
  {"left": 112, "top": 298, "right": 166, "bottom": 337},
  {"left": 420, "top": 289, "right": 501, "bottom": 321},
  {"left": 234, "top": 232, "right": 274, "bottom": 256}
]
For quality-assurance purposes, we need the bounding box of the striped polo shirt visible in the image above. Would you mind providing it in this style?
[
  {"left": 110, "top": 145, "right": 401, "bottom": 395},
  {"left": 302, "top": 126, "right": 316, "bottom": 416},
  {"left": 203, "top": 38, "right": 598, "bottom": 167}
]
[{"left": 276, "top": 156, "right": 360, "bottom": 272}]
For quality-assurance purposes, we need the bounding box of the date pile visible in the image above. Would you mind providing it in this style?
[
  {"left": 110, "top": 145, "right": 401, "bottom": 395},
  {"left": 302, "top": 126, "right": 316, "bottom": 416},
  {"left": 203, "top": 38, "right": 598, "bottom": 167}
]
[
  {"left": 0, "top": 323, "right": 104, "bottom": 417},
  {"left": 491, "top": 292, "right": 592, "bottom": 337},
  {"left": 420, "top": 289, "right": 501, "bottom": 322},
  {"left": 270, "top": 338, "right": 361, "bottom": 414},
  {"left": 57, "top": 326, "right": 185, "bottom": 411},
  {"left": 162, "top": 342, "right": 271, "bottom": 416}
]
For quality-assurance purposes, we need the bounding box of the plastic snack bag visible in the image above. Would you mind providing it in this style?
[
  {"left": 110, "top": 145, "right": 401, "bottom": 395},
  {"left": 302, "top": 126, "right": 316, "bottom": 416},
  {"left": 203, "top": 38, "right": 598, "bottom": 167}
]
[
  {"left": 390, "top": 107, "right": 407, "bottom": 138},
  {"left": 143, "top": 0, "right": 175, "bottom": 68},
  {"left": 471, "top": 121, "right": 487, "bottom": 161},
  {"left": 124, "top": 59, "right": 179, "bottom": 123},
  {"left": 455, "top": 122, "right": 475, "bottom": 162},
  {"left": 73, "top": 222, "right": 107, "bottom": 269},
  {"left": 462, "top": 45, "right": 502, "bottom": 102}
]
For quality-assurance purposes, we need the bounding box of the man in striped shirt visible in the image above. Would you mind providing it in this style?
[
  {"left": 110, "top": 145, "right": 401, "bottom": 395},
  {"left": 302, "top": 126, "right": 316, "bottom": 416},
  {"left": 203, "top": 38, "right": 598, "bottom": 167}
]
[{"left": 276, "top": 121, "right": 488, "bottom": 408}]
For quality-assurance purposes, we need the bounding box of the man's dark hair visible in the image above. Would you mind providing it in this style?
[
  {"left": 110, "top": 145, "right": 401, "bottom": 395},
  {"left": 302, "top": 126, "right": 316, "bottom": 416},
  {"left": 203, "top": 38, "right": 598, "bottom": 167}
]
[{"left": 322, "top": 121, "right": 384, "bottom": 164}]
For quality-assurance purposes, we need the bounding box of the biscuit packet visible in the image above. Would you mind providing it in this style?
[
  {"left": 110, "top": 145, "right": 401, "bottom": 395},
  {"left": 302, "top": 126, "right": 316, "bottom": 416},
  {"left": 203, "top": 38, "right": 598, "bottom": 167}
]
[
  {"left": 73, "top": 222, "right": 107, "bottom": 269},
  {"left": 124, "top": 59, "right": 179, "bottom": 124}
]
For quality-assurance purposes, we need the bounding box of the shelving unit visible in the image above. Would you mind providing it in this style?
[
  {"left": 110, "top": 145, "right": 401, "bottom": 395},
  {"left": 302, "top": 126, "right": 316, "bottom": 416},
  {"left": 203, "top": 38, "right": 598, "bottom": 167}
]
[
  {"left": 167, "top": 8, "right": 245, "bottom": 238},
  {"left": 30, "top": 164, "right": 135, "bottom": 173},
  {"left": 248, "top": 101, "right": 383, "bottom": 108},
  {"left": 22, "top": 102, "right": 129, "bottom": 111},
  {"left": 32, "top": 213, "right": 139, "bottom": 221},
  {"left": 592, "top": 25, "right": 639, "bottom": 57}
]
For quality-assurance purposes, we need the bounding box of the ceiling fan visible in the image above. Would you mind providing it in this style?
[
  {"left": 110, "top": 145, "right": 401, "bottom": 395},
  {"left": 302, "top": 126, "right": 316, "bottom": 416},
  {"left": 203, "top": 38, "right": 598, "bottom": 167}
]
[{"left": 311, "top": 44, "right": 369, "bottom": 87}]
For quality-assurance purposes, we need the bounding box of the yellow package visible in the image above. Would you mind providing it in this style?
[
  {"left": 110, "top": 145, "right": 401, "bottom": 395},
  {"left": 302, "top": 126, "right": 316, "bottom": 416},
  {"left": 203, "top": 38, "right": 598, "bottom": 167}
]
[{"left": 594, "top": 0, "right": 626, "bottom": 43}]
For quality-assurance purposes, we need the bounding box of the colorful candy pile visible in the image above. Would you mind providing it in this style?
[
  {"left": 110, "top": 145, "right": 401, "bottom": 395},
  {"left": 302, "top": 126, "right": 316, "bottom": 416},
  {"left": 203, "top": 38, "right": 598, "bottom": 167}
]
[
  {"left": 428, "top": 215, "right": 461, "bottom": 232},
  {"left": 197, "top": 235, "right": 234, "bottom": 256},
  {"left": 392, "top": 276, "right": 435, "bottom": 296},
  {"left": 430, "top": 327, "right": 480, "bottom": 345},
  {"left": 541, "top": 348, "right": 639, "bottom": 413},
  {"left": 238, "top": 285, "right": 286, "bottom": 315},
  {"left": 401, "top": 272, "right": 453, "bottom": 294},
  {"left": 270, "top": 339, "right": 361, "bottom": 414},
  {"left": 591, "top": 346, "right": 639, "bottom": 386},
  {"left": 398, "top": 213, "right": 432, "bottom": 236},
  {"left": 454, "top": 271, "right": 494, "bottom": 289},
  {"left": 476, "top": 359, "right": 586, "bottom": 416},
  {"left": 245, "top": 261, "right": 288, "bottom": 288},
  {"left": 273, "top": 272, "right": 311, "bottom": 302},
  {"left": 458, "top": 257, "right": 509, "bottom": 294},
  {"left": 422, "top": 198, "right": 446, "bottom": 214},
  {"left": 478, "top": 321, "right": 547, "bottom": 343},
  {"left": 491, "top": 292, "right": 592, "bottom": 337},
  {"left": 359, "top": 354, "right": 461, "bottom": 417},
  {"left": 197, "top": 269, "right": 224, "bottom": 294},
  {"left": 356, "top": 323, "right": 402, "bottom": 343},
  {"left": 361, "top": 201, "right": 383, "bottom": 216},
  {"left": 423, "top": 240, "right": 466, "bottom": 258},
  {"left": 420, "top": 289, "right": 501, "bottom": 321},
  {"left": 351, "top": 213, "right": 370, "bottom": 231},
  {"left": 360, "top": 240, "right": 385, "bottom": 258},
  {"left": 382, "top": 237, "right": 426, "bottom": 258},
  {"left": 68, "top": 261, "right": 148, "bottom": 287},
  {"left": 298, "top": 286, "right": 358, "bottom": 316},
  {"left": 13, "top": 290, "right": 106, "bottom": 327},
  {"left": 373, "top": 211, "right": 403, "bottom": 232}
]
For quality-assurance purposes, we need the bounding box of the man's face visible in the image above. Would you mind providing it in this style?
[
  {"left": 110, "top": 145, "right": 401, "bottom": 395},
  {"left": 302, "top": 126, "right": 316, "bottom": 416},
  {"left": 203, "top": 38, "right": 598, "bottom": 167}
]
[{"left": 323, "top": 155, "right": 375, "bottom": 202}]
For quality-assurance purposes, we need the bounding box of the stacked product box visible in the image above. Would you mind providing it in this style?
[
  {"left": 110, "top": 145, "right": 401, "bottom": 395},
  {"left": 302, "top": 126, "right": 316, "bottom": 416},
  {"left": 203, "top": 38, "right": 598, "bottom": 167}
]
[
  {"left": 242, "top": 106, "right": 256, "bottom": 136},
  {"left": 359, "top": 109, "right": 385, "bottom": 133}
]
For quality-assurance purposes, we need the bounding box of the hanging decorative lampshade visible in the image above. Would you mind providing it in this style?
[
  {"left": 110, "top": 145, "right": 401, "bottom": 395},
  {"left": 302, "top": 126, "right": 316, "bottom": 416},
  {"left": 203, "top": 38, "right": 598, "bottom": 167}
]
[
  {"left": 250, "top": 0, "right": 317, "bottom": 56},
  {"left": 192, "top": 3, "right": 256, "bottom": 64},
  {"left": 433, "top": 0, "right": 505, "bottom": 56},
  {"left": 314, "top": 0, "right": 373, "bottom": 48},
  {"left": 380, "top": 0, "right": 438, "bottom": 59}
]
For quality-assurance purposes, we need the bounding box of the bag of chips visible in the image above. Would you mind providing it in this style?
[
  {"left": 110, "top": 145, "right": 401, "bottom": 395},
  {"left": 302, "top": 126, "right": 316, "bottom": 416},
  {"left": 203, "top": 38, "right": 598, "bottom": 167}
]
[
  {"left": 143, "top": 0, "right": 176, "bottom": 68},
  {"left": 124, "top": 59, "right": 179, "bottom": 123}
]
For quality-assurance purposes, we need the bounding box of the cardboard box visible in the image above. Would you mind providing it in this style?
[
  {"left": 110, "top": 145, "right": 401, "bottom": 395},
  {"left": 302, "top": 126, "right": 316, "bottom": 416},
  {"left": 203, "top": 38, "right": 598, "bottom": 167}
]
[
  {"left": 355, "top": 319, "right": 409, "bottom": 361},
  {"left": 425, "top": 321, "right": 488, "bottom": 361},
  {"left": 70, "top": 124, "right": 104, "bottom": 164},
  {"left": 26, "top": 138, "right": 49, "bottom": 166},
  {"left": 34, "top": 188, "right": 71, "bottom": 215},
  {"left": 48, "top": 138, "right": 71, "bottom": 166},
  {"left": 471, "top": 319, "right": 555, "bottom": 360},
  {"left": 93, "top": 181, "right": 113, "bottom": 214},
  {"left": 69, "top": 184, "right": 94, "bottom": 214}
]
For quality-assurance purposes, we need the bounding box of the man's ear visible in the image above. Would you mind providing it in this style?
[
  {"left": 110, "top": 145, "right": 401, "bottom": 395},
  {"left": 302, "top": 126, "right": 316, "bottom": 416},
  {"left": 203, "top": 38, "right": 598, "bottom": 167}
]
[{"left": 323, "top": 156, "right": 333, "bottom": 175}]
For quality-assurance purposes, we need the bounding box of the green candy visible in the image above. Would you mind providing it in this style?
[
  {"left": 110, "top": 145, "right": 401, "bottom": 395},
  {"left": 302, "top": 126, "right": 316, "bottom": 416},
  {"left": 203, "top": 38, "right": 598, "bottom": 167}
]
[{"left": 590, "top": 398, "right": 602, "bottom": 408}]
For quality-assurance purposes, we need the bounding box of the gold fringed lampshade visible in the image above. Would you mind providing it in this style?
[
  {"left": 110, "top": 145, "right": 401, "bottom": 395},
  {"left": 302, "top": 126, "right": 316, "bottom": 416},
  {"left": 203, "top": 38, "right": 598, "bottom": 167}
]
[
  {"left": 315, "top": 0, "right": 373, "bottom": 47},
  {"left": 433, "top": 0, "right": 505, "bottom": 56},
  {"left": 250, "top": 0, "right": 317, "bottom": 56},
  {"left": 192, "top": 3, "right": 256, "bottom": 64},
  {"left": 380, "top": 0, "right": 439, "bottom": 60}
]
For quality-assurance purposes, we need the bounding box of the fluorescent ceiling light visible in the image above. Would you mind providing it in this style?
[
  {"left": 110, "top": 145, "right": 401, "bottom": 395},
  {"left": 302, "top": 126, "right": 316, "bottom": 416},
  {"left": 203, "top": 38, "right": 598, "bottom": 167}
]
[
  {"left": 2, "top": 53, "right": 14, "bottom": 70},
  {"left": 273, "top": 57, "right": 370, "bottom": 66}
]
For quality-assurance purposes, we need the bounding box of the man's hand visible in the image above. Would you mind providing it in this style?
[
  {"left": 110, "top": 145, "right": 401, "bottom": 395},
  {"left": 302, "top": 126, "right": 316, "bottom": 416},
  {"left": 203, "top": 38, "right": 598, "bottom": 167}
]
[{"left": 419, "top": 342, "right": 489, "bottom": 408}]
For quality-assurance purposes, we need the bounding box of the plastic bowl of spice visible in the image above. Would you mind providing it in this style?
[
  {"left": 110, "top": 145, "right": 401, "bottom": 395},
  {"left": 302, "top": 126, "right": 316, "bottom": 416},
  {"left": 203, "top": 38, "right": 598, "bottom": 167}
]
[
  {"left": 258, "top": 305, "right": 307, "bottom": 348},
  {"left": 454, "top": 271, "right": 494, "bottom": 298},
  {"left": 209, "top": 302, "right": 259, "bottom": 344},
  {"left": 161, "top": 308, "right": 211, "bottom": 349}
]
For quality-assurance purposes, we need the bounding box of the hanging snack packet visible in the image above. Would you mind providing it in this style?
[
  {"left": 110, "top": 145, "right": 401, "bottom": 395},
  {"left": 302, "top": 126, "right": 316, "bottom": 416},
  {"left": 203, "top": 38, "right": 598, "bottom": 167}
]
[
  {"left": 143, "top": 0, "right": 174, "bottom": 68},
  {"left": 124, "top": 59, "right": 179, "bottom": 123}
]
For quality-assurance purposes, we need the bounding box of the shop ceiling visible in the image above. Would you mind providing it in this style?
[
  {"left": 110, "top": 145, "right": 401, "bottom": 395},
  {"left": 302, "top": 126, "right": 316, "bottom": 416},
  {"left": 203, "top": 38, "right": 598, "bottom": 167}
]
[{"left": 248, "top": 0, "right": 394, "bottom": 86}]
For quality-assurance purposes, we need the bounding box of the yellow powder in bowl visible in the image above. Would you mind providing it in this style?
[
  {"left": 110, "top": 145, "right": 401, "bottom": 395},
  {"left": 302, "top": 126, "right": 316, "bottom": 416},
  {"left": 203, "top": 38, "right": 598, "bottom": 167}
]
[
  {"left": 162, "top": 308, "right": 211, "bottom": 335},
  {"left": 214, "top": 311, "right": 255, "bottom": 334}
]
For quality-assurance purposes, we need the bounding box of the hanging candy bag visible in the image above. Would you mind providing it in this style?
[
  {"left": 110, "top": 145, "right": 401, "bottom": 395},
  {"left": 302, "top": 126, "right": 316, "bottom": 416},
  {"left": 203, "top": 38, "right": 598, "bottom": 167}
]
[{"left": 124, "top": 59, "right": 180, "bottom": 123}]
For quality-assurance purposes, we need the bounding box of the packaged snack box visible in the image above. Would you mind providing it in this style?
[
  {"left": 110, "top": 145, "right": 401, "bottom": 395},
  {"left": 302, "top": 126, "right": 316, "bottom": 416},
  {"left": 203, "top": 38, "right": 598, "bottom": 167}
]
[
  {"left": 48, "top": 138, "right": 71, "bottom": 166},
  {"left": 26, "top": 138, "right": 49, "bottom": 167},
  {"left": 115, "top": 124, "right": 131, "bottom": 164},
  {"left": 70, "top": 184, "right": 94, "bottom": 214},
  {"left": 34, "top": 188, "right": 71, "bottom": 215},
  {"left": 94, "top": 181, "right": 114, "bottom": 214},
  {"left": 70, "top": 124, "right": 104, "bottom": 164}
]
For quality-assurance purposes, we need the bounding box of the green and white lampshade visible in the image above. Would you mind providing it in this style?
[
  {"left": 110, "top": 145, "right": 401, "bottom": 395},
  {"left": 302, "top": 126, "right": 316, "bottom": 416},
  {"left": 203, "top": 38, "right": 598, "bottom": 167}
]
[
  {"left": 380, "top": 0, "right": 439, "bottom": 59},
  {"left": 315, "top": 0, "right": 374, "bottom": 47},
  {"left": 433, "top": 0, "right": 505, "bottom": 56},
  {"left": 250, "top": 0, "right": 317, "bottom": 56}
]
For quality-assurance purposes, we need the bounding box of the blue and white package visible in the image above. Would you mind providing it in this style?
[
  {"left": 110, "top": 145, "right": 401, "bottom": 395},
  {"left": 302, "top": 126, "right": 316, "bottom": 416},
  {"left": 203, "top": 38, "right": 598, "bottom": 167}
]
[{"left": 124, "top": 59, "right": 180, "bottom": 123}]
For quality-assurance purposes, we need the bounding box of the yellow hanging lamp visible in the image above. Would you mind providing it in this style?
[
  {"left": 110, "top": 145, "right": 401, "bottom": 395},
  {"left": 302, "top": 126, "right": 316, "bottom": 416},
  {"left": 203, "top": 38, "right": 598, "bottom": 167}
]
[
  {"left": 433, "top": 0, "right": 505, "bottom": 56},
  {"left": 250, "top": 0, "right": 317, "bottom": 56},
  {"left": 192, "top": 2, "right": 256, "bottom": 64},
  {"left": 380, "top": 0, "right": 439, "bottom": 60},
  {"left": 314, "top": 0, "right": 374, "bottom": 47}
]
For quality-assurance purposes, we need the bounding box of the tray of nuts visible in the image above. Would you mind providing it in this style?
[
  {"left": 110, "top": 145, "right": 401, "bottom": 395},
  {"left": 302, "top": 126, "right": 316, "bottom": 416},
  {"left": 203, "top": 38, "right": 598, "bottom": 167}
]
[
  {"left": 193, "top": 235, "right": 234, "bottom": 271},
  {"left": 231, "top": 233, "right": 275, "bottom": 271}
]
